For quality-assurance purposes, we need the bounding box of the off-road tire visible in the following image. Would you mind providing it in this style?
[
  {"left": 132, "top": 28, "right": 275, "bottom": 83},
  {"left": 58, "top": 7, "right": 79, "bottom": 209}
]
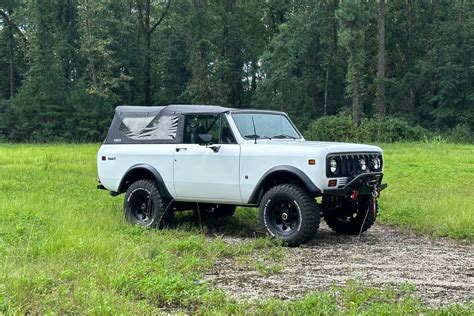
[
  {"left": 193, "top": 204, "right": 236, "bottom": 219},
  {"left": 124, "top": 179, "right": 175, "bottom": 228},
  {"left": 322, "top": 196, "right": 377, "bottom": 235},
  {"left": 259, "top": 184, "right": 320, "bottom": 246}
]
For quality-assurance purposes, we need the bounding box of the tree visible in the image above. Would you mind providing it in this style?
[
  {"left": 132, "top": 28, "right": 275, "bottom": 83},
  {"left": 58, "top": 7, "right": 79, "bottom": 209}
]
[
  {"left": 7, "top": 0, "right": 69, "bottom": 141},
  {"left": 337, "top": 1, "right": 374, "bottom": 126},
  {"left": 0, "top": 1, "right": 28, "bottom": 98},
  {"left": 376, "top": 0, "right": 385, "bottom": 119},
  {"left": 78, "top": 0, "right": 124, "bottom": 97},
  {"left": 136, "top": 0, "right": 171, "bottom": 105}
]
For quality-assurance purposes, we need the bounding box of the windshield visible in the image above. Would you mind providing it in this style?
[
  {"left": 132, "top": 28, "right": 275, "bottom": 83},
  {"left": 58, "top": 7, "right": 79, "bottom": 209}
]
[{"left": 231, "top": 113, "right": 301, "bottom": 140}]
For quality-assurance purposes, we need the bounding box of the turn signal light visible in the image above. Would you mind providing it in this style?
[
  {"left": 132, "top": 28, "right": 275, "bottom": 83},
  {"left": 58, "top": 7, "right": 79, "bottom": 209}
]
[
  {"left": 328, "top": 179, "right": 337, "bottom": 187},
  {"left": 308, "top": 159, "right": 316, "bottom": 165}
]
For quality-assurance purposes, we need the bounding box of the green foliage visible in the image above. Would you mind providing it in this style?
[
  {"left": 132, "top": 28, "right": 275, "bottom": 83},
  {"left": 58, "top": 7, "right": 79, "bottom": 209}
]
[
  {"left": 0, "top": 1, "right": 472, "bottom": 141},
  {"left": 64, "top": 80, "right": 115, "bottom": 141},
  {"left": 447, "top": 123, "right": 473, "bottom": 143},
  {"left": 304, "top": 112, "right": 429, "bottom": 143}
]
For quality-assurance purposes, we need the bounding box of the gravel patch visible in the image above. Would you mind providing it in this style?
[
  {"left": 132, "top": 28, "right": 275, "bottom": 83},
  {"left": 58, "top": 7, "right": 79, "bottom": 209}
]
[{"left": 205, "top": 224, "right": 474, "bottom": 307}]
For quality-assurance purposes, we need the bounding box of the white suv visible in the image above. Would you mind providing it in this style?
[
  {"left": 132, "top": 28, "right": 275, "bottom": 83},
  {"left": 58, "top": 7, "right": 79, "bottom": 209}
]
[{"left": 97, "top": 104, "right": 387, "bottom": 246}]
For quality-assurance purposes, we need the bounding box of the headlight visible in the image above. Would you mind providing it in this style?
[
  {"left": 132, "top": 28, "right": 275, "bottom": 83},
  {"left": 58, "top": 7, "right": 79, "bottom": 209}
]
[
  {"left": 372, "top": 157, "right": 381, "bottom": 170},
  {"left": 329, "top": 158, "right": 338, "bottom": 173},
  {"left": 359, "top": 159, "right": 367, "bottom": 171}
]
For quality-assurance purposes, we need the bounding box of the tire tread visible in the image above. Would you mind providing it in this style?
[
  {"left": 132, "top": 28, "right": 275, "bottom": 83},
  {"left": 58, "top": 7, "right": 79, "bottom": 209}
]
[{"left": 259, "top": 184, "right": 320, "bottom": 246}]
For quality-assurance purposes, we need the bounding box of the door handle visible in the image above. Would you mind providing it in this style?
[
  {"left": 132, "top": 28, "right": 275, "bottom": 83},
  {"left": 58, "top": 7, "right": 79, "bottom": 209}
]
[
  {"left": 176, "top": 147, "right": 187, "bottom": 152},
  {"left": 207, "top": 144, "right": 221, "bottom": 153}
]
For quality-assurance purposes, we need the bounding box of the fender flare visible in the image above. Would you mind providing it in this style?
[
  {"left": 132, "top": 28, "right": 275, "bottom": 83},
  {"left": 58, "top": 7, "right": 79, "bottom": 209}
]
[
  {"left": 118, "top": 164, "right": 172, "bottom": 199},
  {"left": 247, "top": 165, "right": 321, "bottom": 205}
]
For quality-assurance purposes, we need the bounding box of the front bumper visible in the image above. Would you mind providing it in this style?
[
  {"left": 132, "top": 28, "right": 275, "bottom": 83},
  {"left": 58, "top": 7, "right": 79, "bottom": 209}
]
[{"left": 322, "top": 172, "right": 387, "bottom": 197}]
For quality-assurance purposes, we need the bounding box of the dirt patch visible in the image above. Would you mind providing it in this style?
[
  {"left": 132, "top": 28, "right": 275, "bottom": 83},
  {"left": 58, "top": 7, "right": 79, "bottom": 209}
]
[{"left": 204, "top": 224, "right": 474, "bottom": 307}]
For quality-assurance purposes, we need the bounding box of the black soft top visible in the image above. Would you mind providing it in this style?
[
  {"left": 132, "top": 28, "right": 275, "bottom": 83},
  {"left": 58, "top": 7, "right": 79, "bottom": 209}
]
[
  {"left": 115, "top": 104, "right": 233, "bottom": 115},
  {"left": 104, "top": 104, "right": 288, "bottom": 144},
  {"left": 105, "top": 104, "right": 234, "bottom": 144}
]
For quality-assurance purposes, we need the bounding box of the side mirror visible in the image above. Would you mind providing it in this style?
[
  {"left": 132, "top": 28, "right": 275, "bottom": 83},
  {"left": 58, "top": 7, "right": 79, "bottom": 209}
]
[{"left": 198, "top": 133, "right": 213, "bottom": 145}]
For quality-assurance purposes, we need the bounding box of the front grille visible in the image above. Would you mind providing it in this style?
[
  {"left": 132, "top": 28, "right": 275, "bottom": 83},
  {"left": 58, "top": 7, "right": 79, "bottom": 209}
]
[
  {"left": 326, "top": 152, "right": 382, "bottom": 178},
  {"left": 337, "top": 178, "right": 348, "bottom": 186}
]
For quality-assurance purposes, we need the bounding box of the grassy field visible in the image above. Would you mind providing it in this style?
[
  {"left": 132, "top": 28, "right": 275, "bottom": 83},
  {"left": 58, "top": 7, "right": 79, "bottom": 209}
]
[
  {"left": 0, "top": 143, "right": 472, "bottom": 314},
  {"left": 380, "top": 142, "right": 474, "bottom": 239}
]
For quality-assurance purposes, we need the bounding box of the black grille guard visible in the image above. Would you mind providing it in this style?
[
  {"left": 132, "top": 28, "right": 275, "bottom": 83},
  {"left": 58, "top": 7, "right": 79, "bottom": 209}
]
[{"left": 323, "top": 172, "right": 387, "bottom": 196}]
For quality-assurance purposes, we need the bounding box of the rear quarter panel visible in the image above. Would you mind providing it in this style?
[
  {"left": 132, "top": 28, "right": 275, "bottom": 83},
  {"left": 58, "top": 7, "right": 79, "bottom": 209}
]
[{"left": 97, "top": 144, "right": 176, "bottom": 195}]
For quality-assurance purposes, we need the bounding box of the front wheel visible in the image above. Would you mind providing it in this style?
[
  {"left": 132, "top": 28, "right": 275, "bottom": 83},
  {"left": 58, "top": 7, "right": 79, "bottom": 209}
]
[
  {"left": 322, "top": 196, "right": 377, "bottom": 235},
  {"left": 259, "top": 184, "right": 320, "bottom": 246},
  {"left": 124, "top": 179, "right": 175, "bottom": 228}
]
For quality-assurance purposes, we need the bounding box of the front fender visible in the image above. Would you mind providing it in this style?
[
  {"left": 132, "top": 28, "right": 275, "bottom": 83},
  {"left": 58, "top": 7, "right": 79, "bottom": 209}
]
[{"left": 247, "top": 165, "right": 321, "bottom": 205}]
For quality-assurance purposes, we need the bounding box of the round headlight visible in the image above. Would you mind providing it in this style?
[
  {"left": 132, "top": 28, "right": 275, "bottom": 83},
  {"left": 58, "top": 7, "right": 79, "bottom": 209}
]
[
  {"left": 372, "top": 157, "right": 381, "bottom": 170},
  {"left": 359, "top": 159, "right": 367, "bottom": 171},
  {"left": 329, "top": 158, "right": 338, "bottom": 173}
]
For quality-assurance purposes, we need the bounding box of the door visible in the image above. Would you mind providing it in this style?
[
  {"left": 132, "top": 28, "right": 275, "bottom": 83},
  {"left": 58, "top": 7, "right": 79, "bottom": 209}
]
[{"left": 173, "top": 114, "right": 242, "bottom": 202}]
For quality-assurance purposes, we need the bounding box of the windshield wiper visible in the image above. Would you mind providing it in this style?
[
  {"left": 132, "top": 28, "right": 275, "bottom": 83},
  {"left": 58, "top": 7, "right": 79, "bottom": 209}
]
[
  {"left": 244, "top": 134, "right": 271, "bottom": 140},
  {"left": 271, "top": 134, "right": 297, "bottom": 139}
]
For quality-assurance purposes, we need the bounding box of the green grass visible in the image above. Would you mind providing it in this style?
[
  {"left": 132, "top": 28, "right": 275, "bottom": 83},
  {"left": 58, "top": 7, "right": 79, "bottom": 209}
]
[
  {"left": 379, "top": 142, "right": 474, "bottom": 239},
  {"left": 0, "top": 143, "right": 472, "bottom": 314}
]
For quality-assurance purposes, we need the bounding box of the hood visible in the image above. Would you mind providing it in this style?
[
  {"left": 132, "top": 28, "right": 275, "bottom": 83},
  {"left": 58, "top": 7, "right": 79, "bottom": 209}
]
[{"left": 249, "top": 140, "right": 382, "bottom": 154}]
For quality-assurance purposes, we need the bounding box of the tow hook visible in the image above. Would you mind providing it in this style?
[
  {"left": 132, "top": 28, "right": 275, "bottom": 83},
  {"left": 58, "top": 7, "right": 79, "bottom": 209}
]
[
  {"left": 371, "top": 187, "right": 380, "bottom": 216},
  {"left": 350, "top": 190, "right": 358, "bottom": 201}
]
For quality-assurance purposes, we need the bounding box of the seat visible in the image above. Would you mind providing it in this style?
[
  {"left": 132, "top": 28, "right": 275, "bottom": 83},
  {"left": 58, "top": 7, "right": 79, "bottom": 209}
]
[{"left": 221, "top": 126, "right": 235, "bottom": 144}]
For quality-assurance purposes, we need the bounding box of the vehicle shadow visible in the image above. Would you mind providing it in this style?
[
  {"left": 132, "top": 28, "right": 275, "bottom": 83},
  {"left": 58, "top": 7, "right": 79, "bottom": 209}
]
[
  {"left": 173, "top": 208, "right": 385, "bottom": 245},
  {"left": 174, "top": 209, "right": 265, "bottom": 239}
]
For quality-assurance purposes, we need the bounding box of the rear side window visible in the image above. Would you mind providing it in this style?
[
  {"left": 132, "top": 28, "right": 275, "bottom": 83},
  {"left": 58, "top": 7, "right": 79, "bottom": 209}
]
[
  {"left": 119, "top": 115, "right": 178, "bottom": 141},
  {"left": 111, "top": 114, "right": 179, "bottom": 143}
]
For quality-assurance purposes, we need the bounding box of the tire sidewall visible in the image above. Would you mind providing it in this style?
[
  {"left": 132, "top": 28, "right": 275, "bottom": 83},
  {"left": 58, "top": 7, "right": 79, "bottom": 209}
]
[
  {"left": 261, "top": 191, "right": 303, "bottom": 240},
  {"left": 124, "top": 181, "right": 163, "bottom": 227}
]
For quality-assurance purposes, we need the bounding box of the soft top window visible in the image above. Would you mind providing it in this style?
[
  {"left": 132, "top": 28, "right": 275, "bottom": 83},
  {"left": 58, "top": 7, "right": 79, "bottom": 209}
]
[
  {"left": 105, "top": 110, "right": 181, "bottom": 144},
  {"left": 119, "top": 115, "right": 178, "bottom": 141}
]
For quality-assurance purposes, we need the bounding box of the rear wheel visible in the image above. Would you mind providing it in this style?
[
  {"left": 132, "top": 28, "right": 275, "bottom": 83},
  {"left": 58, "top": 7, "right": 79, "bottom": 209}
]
[
  {"left": 124, "top": 179, "right": 175, "bottom": 228},
  {"left": 259, "top": 184, "right": 320, "bottom": 246},
  {"left": 322, "top": 196, "right": 377, "bottom": 235}
]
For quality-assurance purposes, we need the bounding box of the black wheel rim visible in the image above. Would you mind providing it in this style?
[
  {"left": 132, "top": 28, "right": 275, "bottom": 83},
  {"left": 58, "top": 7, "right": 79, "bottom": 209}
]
[
  {"left": 268, "top": 199, "right": 300, "bottom": 235},
  {"left": 130, "top": 189, "right": 154, "bottom": 225}
]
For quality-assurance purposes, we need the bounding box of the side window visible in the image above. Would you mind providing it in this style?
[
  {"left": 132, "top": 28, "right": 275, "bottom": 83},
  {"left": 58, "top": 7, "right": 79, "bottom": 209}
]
[
  {"left": 183, "top": 114, "right": 220, "bottom": 144},
  {"left": 119, "top": 114, "right": 178, "bottom": 142},
  {"left": 220, "top": 116, "right": 236, "bottom": 144}
]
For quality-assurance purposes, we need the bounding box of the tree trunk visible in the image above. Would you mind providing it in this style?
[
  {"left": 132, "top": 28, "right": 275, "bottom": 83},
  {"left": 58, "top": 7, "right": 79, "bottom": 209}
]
[
  {"left": 352, "top": 81, "right": 361, "bottom": 126},
  {"left": 376, "top": 0, "right": 386, "bottom": 119},
  {"left": 324, "top": 67, "right": 329, "bottom": 116},
  {"left": 143, "top": 0, "right": 151, "bottom": 105},
  {"left": 406, "top": 0, "right": 415, "bottom": 113},
  {"left": 8, "top": 20, "right": 15, "bottom": 98},
  {"left": 144, "top": 30, "right": 151, "bottom": 105},
  {"left": 137, "top": 0, "right": 171, "bottom": 105}
]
